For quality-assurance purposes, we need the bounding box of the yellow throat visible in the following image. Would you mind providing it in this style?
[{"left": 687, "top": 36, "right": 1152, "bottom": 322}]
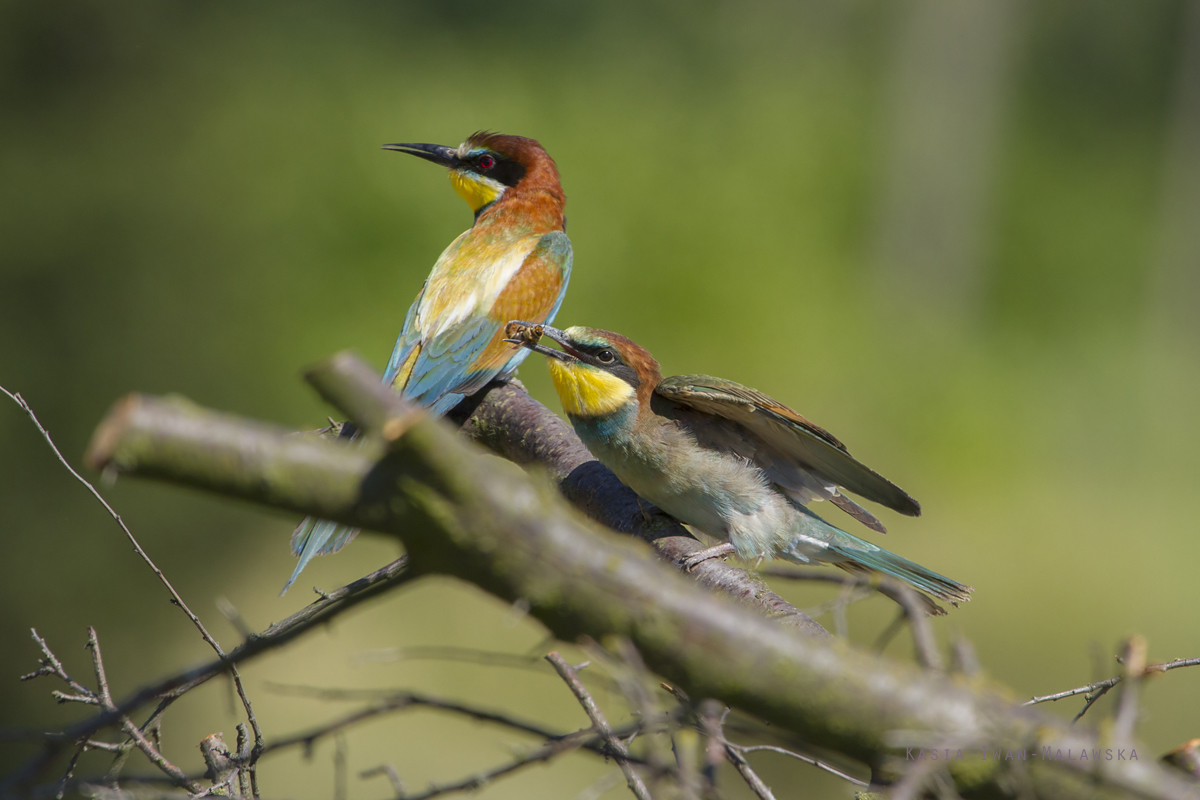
[
  {"left": 547, "top": 359, "right": 635, "bottom": 417},
  {"left": 450, "top": 170, "right": 505, "bottom": 212}
]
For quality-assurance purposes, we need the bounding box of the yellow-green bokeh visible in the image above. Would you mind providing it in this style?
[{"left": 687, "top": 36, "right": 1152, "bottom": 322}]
[{"left": 2, "top": 2, "right": 1198, "bottom": 798}]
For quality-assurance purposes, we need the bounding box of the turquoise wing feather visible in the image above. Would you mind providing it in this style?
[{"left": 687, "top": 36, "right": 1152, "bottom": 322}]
[{"left": 283, "top": 231, "right": 571, "bottom": 594}]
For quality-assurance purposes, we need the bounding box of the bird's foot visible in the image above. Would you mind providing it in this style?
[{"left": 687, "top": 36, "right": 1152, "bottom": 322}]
[{"left": 681, "top": 543, "right": 736, "bottom": 571}]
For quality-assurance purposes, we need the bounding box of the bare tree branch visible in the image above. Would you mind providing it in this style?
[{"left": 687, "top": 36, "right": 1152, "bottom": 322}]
[
  {"left": 759, "top": 566, "right": 946, "bottom": 616},
  {"left": 360, "top": 763, "right": 406, "bottom": 797},
  {"left": 1113, "top": 637, "right": 1148, "bottom": 745},
  {"left": 1025, "top": 654, "right": 1200, "bottom": 723},
  {"left": 723, "top": 746, "right": 776, "bottom": 800},
  {"left": 569, "top": 771, "right": 624, "bottom": 800},
  {"left": 698, "top": 702, "right": 776, "bottom": 800},
  {"left": 896, "top": 586, "right": 943, "bottom": 671},
  {"left": 351, "top": 645, "right": 543, "bottom": 670},
  {"left": 446, "top": 378, "right": 829, "bottom": 638},
  {"left": 296, "top": 360, "right": 829, "bottom": 636},
  {"left": 259, "top": 683, "right": 648, "bottom": 765},
  {"left": 58, "top": 355, "right": 1200, "bottom": 800},
  {"left": 547, "top": 652, "right": 652, "bottom": 800},
  {"left": 3, "top": 557, "right": 412, "bottom": 796},
  {"left": 391, "top": 727, "right": 598, "bottom": 800},
  {"left": 2, "top": 384, "right": 264, "bottom": 795},
  {"left": 735, "top": 746, "right": 869, "bottom": 788},
  {"left": 20, "top": 629, "right": 200, "bottom": 793}
]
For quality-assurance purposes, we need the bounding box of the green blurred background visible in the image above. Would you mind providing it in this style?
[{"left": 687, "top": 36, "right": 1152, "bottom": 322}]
[{"left": 3, "top": 1, "right": 1199, "bottom": 797}]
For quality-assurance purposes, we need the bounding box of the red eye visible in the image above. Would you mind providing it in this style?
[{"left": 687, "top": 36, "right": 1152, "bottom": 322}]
[{"left": 478, "top": 155, "right": 495, "bottom": 170}]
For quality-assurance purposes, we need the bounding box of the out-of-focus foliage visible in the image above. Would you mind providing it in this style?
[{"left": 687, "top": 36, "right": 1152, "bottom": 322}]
[{"left": 2, "top": 2, "right": 1198, "bottom": 798}]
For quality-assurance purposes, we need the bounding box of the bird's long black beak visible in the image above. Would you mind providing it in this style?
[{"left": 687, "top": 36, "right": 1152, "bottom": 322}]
[
  {"left": 381, "top": 142, "right": 461, "bottom": 169},
  {"left": 504, "top": 321, "right": 578, "bottom": 362}
]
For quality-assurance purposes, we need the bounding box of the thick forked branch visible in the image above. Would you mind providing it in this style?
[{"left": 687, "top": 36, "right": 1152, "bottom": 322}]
[
  {"left": 454, "top": 380, "right": 827, "bottom": 634},
  {"left": 315, "top": 354, "right": 827, "bottom": 636},
  {"left": 77, "top": 358, "right": 1197, "bottom": 800}
]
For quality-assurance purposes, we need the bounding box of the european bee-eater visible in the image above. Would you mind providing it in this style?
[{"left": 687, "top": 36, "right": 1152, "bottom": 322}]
[
  {"left": 283, "top": 132, "right": 572, "bottom": 593},
  {"left": 505, "top": 323, "right": 971, "bottom": 605}
]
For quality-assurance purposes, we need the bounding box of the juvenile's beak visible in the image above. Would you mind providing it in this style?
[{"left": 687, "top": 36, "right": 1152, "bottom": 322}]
[
  {"left": 504, "top": 322, "right": 578, "bottom": 362},
  {"left": 381, "top": 142, "right": 461, "bottom": 169}
]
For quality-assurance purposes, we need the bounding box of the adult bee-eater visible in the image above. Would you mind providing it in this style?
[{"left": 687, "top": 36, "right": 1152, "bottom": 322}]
[
  {"left": 283, "top": 132, "right": 571, "bottom": 594},
  {"left": 505, "top": 322, "right": 971, "bottom": 605}
]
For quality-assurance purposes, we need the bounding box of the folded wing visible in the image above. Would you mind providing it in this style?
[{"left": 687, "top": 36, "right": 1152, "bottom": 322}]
[
  {"left": 653, "top": 375, "right": 920, "bottom": 528},
  {"left": 385, "top": 230, "right": 571, "bottom": 408},
  {"left": 286, "top": 231, "right": 571, "bottom": 594}
]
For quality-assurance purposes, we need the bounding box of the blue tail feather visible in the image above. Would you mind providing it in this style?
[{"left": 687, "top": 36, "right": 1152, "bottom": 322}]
[
  {"left": 824, "top": 536, "right": 972, "bottom": 605},
  {"left": 781, "top": 506, "right": 971, "bottom": 605},
  {"left": 281, "top": 517, "right": 359, "bottom": 595}
]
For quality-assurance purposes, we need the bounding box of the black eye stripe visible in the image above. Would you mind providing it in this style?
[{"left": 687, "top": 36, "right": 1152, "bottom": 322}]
[
  {"left": 569, "top": 340, "right": 640, "bottom": 389},
  {"left": 574, "top": 343, "right": 620, "bottom": 364},
  {"left": 470, "top": 154, "right": 526, "bottom": 188}
]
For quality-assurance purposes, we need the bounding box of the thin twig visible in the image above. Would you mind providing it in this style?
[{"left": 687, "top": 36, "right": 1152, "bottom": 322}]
[
  {"left": 86, "top": 628, "right": 115, "bottom": 707},
  {"left": 1027, "top": 676, "right": 1122, "bottom": 706},
  {"left": 672, "top": 726, "right": 701, "bottom": 800},
  {"left": 54, "top": 744, "right": 85, "bottom": 800},
  {"left": 53, "top": 369, "right": 1200, "bottom": 800},
  {"left": 760, "top": 567, "right": 947, "bottom": 616},
  {"left": 23, "top": 629, "right": 97, "bottom": 698},
  {"left": 798, "top": 583, "right": 877, "bottom": 635},
  {"left": 23, "top": 628, "right": 200, "bottom": 792},
  {"left": 236, "top": 723, "right": 252, "bottom": 799},
  {"left": 4, "top": 557, "right": 413, "bottom": 795},
  {"left": 873, "top": 608, "right": 908, "bottom": 653},
  {"left": 395, "top": 726, "right": 601, "bottom": 800},
  {"left": 194, "top": 771, "right": 238, "bottom": 799},
  {"left": 216, "top": 597, "right": 254, "bottom": 641},
  {"left": 333, "top": 734, "right": 347, "bottom": 800},
  {"left": 86, "top": 629, "right": 199, "bottom": 793},
  {"left": 949, "top": 633, "right": 980, "bottom": 677},
  {"left": 2, "top": 385, "right": 265, "bottom": 790},
  {"left": 569, "top": 771, "right": 624, "bottom": 800},
  {"left": 591, "top": 639, "right": 677, "bottom": 784},
  {"left": 360, "top": 764, "right": 406, "bottom": 797},
  {"left": 1112, "top": 637, "right": 1147, "bottom": 745},
  {"left": 25, "top": 773, "right": 200, "bottom": 800},
  {"left": 698, "top": 702, "right": 776, "bottom": 800},
  {"left": 897, "top": 586, "right": 943, "bottom": 671},
  {"left": 696, "top": 703, "right": 870, "bottom": 793},
  {"left": 351, "top": 645, "right": 543, "bottom": 669},
  {"left": 259, "top": 683, "right": 646, "bottom": 763},
  {"left": 734, "top": 746, "right": 868, "bottom": 788},
  {"left": 723, "top": 747, "right": 776, "bottom": 800},
  {"left": 348, "top": 645, "right": 624, "bottom": 691},
  {"left": 547, "top": 652, "right": 652, "bottom": 800},
  {"left": 1024, "top": 654, "right": 1200, "bottom": 724},
  {"left": 700, "top": 705, "right": 723, "bottom": 792}
]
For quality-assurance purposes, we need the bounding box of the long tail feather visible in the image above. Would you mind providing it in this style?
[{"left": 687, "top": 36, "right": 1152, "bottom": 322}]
[
  {"left": 281, "top": 517, "right": 359, "bottom": 595},
  {"left": 822, "top": 536, "right": 972, "bottom": 605},
  {"left": 780, "top": 507, "right": 971, "bottom": 605}
]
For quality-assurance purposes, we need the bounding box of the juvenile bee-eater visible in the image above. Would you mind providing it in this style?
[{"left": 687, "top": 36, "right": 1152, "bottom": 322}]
[
  {"left": 506, "top": 323, "right": 971, "bottom": 605},
  {"left": 283, "top": 132, "right": 571, "bottom": 593}
]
